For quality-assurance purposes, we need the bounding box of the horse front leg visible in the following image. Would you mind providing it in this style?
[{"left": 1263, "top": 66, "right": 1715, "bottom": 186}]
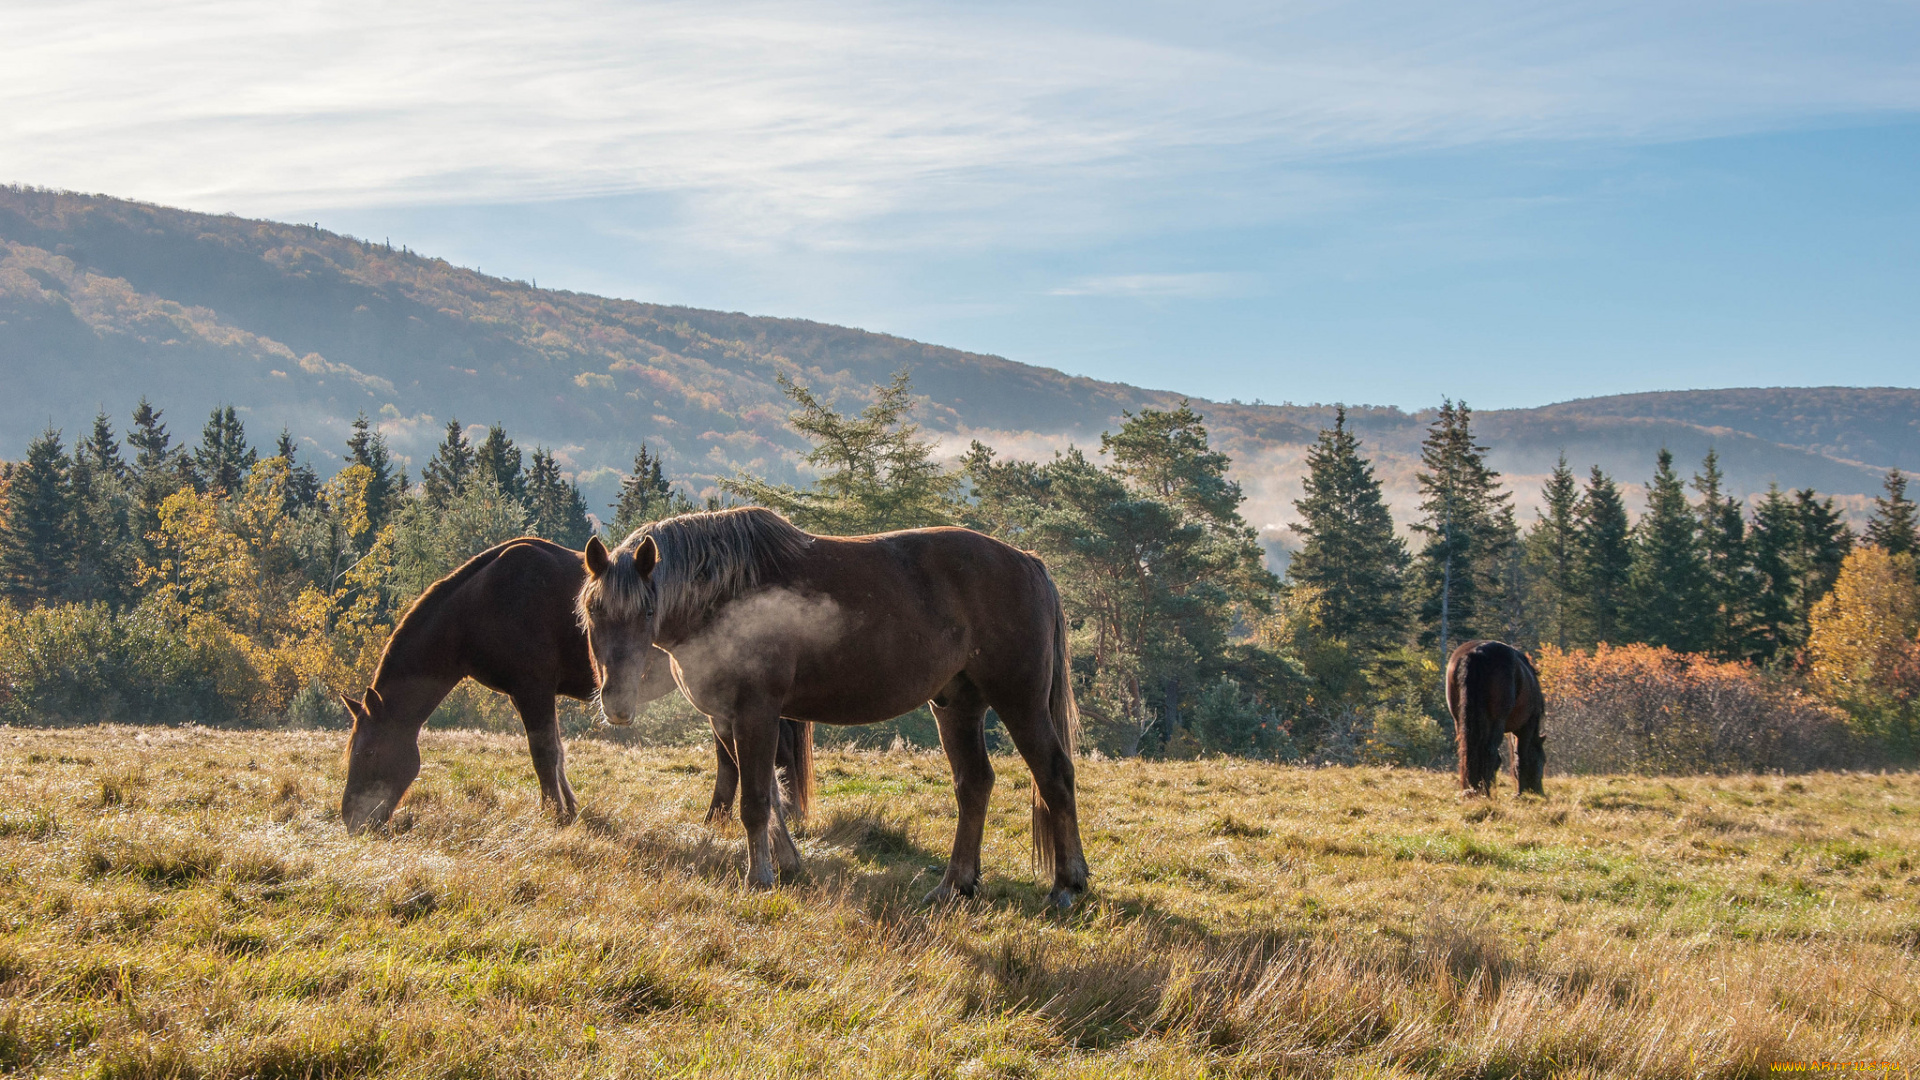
[
  {"left": 925, "top": 695, "right": 992, "bottom": 905},
  {"left": 732, "top": 708, "right": 795, "bottom": 889},
  {"left": 513, "top": 690, "right": 577, "bottom": 825}
]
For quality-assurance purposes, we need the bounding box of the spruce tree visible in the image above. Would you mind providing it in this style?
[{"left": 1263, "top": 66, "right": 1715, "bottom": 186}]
[
  {"left": 1744, "top": 486, "right": 1853, "bottom": 662},
  {"left": 1523, "top": 455, "right": 1580, "bottom": 649},
  {"left": 1788, "top": 488, "right": 1852, "bottom": 643},
  {"left": 526, "top": 448, "right": 593, "bottom": 547},
  {"left": 1285, "top": 407, "right": 1409, "bottom": 654},
  {"left": 1572, "top": 466, "right": 1632, "bottom": 646},
  {"left": 78, "top": 410, "right": 126, "bottom": 480},
  {"left": 1625, "top": 448, "right": 1711, "bottom": 652},
  {"left": 1692, "top": 450, "right": 1752, "bottom": 659},
  {"left": 421, "top": 418, "right": 475, "bottom": 508},
  {"left": 194, "top": 405, "right": 256, "bottom": 495},
  {"left": 345, "top": 413, "right": 402, "bottom": 531},
  {"left": 1410, "top": 400, "right": 1510, "bottom": 659},
  {"left": 1746, "top": 485, "right": 1799, "bottom": 663},
  {"left": 1865, "top": 468, "right": 1918, "bottom": 557},
  {"left": 276, "top": 430, "right": 322, "bottom": 512},
  {"left": 610, "top": 444, "right": 692, "bottom": 538},
  {"left": 474, "top": 423, "right": 525, "bottom": 502},
  {"left": 0, "top": 428, "right": 74, "bottom": 603},
  {"left": 127, "top": 399, "right": 188, "bottom": 514}
]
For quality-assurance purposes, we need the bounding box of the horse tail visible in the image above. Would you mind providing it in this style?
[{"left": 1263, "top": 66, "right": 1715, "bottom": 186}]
[
  {"left": 1453, "top": 642, "right": 1514, "bottom": 795},
  {"left": 780, "top": 718, "right": 815, "bottom": 821},
  {"left": 1034, "top": 562, "right": 1079, "bottom": 881}
]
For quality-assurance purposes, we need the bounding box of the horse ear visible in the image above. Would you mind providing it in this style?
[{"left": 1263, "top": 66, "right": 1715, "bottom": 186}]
[
  {"left": 634, "top": 535, "right": 658, "bottom": 579},
  {"left": 585, "top": 535, "right": 611, "bottom": 577},
  {"left": 364, "top": 687, "right": 384, "bottom": 713},
  {"left": 338, "top": 693, "right": 363, "bottom": 719}
]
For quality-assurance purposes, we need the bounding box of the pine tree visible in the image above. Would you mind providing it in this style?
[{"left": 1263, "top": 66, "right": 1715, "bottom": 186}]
[
  {"left": 1865, "top": 468, "right": 1918, "bottom": 557},
  {"left": 1692, "top": 450, "right": 1752, "bottom": 659},
  {"left": 610, "top": 444, "right": 692, "bottom": 538},
  {"left": 0, "top": 428, "right": 74, "bottom": 603},
  {"left": 1410, "top": 400, "right": 1510, "bottom": 659},
  {"left": 1285, "top": 407, "right": 1408, "bottom": 653},
  {"left": 64, "top": 412, "right": 141, "bottom": 607},
  {"left": 526, "top": 448, "right": 593, "bottom": 548},
  {"left": 722, "top": 371, "right": 961, "bottom": 535},
  {"left": 1523, "top": 455, "right": 1580, "bottom": 650},
  {"left": 276, "top": 430, "right": 322, "bottom": 512},
  {"left": 1625, "top": 448, "right": 1711, "bottom": 651},
  {"left": 194, "top": 405, "right": 256, "bottom": 495},
  {"left": 345, "top": 412, "right": 402, "bottom": 531},
  {"left": 1104, "top": 401, "right": 1242, "bottom": 525},
  {"left": 421, "top": 418, "right": 475, "bottom": 508},
  {"left": 1572, "top": 466, "right": 1632, "bottom": 646},
  {"left": 474, "top": 423, "right": 525, "bottom": 502}
]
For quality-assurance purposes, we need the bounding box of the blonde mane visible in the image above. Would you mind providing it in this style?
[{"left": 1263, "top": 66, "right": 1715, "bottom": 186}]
[{"left": 580, "top": 506, "right": 815, "bottom": 631}]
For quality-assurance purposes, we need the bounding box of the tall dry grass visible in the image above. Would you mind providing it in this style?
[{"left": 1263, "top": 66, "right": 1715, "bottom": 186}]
[{"left": 0, "top": 725, "right": 1913, "bottom": 1077}]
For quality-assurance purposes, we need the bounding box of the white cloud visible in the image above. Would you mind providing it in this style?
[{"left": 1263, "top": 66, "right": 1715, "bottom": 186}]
[
  {"left": 1049, "top": 272, "right": 1249, "bottom": 299},
  {"left": 3, "top": 0, "right": 1916, "bottom": 254}
]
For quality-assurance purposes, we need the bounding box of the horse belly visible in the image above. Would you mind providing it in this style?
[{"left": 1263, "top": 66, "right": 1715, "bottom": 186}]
[{"left": 784, "top": 625, "right": 965, "bottom": 726}]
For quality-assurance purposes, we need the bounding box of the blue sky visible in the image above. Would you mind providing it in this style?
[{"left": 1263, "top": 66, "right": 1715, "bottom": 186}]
[{"left": 7, "top": 0, "right": 1917, "bottom": 409}]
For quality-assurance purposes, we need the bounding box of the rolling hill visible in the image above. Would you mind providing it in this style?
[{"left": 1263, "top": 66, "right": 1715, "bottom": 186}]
[{"left": 2, "top": 186, "right": 1912, "bottom": 557}]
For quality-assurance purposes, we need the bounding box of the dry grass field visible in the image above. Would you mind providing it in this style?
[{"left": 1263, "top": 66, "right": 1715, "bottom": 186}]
[{"left": 0, "top": 725, "right": 1915, "bottom": 1079}]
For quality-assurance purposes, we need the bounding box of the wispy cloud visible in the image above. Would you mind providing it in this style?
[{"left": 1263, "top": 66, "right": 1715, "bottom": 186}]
[
  {"left": 1050, "top": 273, "right": 1248, "bottom": 299},
  {"left": 4, "top": 0, "right": 1916, "bottom": 255}
]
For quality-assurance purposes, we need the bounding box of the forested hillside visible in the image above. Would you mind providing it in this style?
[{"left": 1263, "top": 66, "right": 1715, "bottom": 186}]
[{"left": 1, "top": 186, "right": 1912, "bottom": 545}]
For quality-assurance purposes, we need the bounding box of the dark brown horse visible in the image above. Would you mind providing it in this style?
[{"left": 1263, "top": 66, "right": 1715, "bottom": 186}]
[
  {"left": 1446, "top": 639, "right": 1546, "bottom": 797},
  {"left": 577, "top": 507, "right": 1088, "bottom": 908},
  {"left": 338, "top": 536, "right": 811, "bottom": 834}
]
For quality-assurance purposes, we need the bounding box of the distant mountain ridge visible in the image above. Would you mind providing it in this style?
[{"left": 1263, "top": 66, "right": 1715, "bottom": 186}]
[{"left": 2, "top": 186, "right": 1912, "bottom": 555}]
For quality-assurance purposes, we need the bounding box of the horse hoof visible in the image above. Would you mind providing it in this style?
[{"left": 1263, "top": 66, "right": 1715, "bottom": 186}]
[
  {"left": 1046, "top": 887, "right": 1078, "bottom": 911},
  {"left": 920, "top": 883, "right": 974, "bottom": 907}
]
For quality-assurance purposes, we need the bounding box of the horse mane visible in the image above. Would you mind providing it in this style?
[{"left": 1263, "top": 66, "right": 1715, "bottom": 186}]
[{"left": 591, "top": 507, "right": 815, "bottom": 629}]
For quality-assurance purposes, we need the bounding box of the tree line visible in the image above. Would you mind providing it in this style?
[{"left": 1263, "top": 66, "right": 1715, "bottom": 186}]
[{"left": 1, "top": 384, "right": 1914, "bottom": 764}]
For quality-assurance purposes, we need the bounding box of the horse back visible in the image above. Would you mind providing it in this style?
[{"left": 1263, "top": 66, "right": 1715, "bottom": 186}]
[
  {"left": 1447, "top": 639, "right": 1535, "bottom": 732},
  {"left": 382, "top": 537, "right": 595, "bottom": 700},
  {"left": 697, "top": 526, "right": 1055, "bottom": 724}
]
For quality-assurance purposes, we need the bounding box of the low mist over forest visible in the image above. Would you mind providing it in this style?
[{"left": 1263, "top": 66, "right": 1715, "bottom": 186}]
[{"left": 3, "top": 187, "right": 1915, "bottom": 560}]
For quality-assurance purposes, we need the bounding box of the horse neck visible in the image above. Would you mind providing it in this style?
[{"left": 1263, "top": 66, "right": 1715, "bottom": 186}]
[{"left": 367, "top": 609, "right": 465, "bottom": 729}]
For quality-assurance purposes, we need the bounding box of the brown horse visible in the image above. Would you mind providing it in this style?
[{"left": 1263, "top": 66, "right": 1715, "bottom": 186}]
[
  {"left": 338, "top": 536, "right": 811, "bottom": 834},
  {"left": 577, "top": 507, "right": 1088, "bottom": 908},
  {"left": 1446, "top": 639, "right": 1546, "bottom": 797}
]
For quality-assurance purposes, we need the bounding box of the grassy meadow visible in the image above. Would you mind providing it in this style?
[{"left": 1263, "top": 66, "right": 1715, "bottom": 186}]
[{"left": 0, "top": 725, "right": 1915, "bottom": 1078}]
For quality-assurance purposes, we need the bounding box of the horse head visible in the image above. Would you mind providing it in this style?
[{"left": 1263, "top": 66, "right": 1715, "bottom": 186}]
[
  {"left": 578, "top": 533, "right": 661, "bottom": 724},
  {"left": 339, "top": 687, "right": 421, "bottom": 834}
]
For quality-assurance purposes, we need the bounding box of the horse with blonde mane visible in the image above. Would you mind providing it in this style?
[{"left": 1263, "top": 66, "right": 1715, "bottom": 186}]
[{"left": 577, "top": 507, "right": 1088, "bottom": 908}]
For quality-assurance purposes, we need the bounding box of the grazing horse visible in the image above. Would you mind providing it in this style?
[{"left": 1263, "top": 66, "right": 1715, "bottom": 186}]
[
  {"left": 338, "top": 536, "right": 811, "bottom": 834},
  {"left": 577, "top": 507, "right": 1089, "bottom": 908},
  {"left": 1446, "top": 639, "right": 1546, "bottom": 797}
]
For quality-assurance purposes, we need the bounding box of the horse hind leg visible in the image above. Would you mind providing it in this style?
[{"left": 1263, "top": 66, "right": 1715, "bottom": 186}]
[
  {"left": 993, "top": 692, "right": 1088, "bottom": 909},
  {"left": 1517, "top": 714, "right": 1546, "bottom": 796},
  {"left": 925, "top": 678, "right": 992, "bottom": 905},
  {"left": 708, "top": 735, "right": 740, "bottom": 824}
]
